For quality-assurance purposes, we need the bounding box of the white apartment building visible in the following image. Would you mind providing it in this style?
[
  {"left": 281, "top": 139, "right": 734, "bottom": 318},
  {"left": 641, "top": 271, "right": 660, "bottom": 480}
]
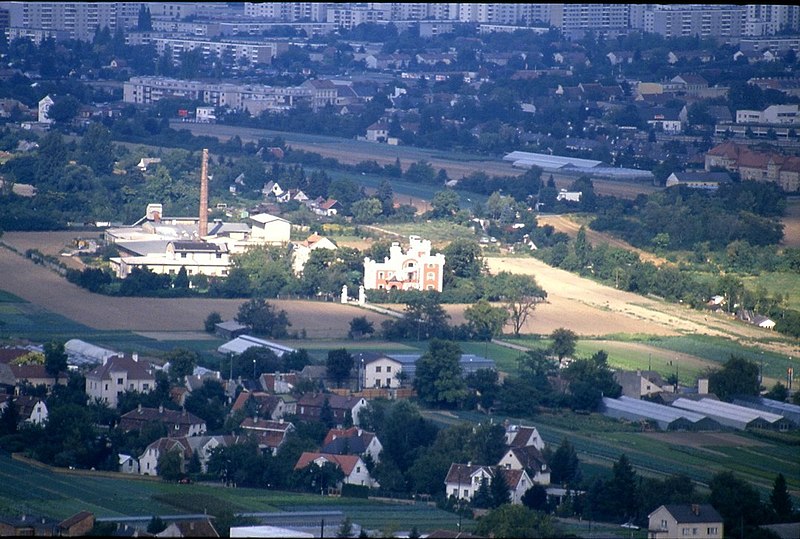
[
  {"left": 85, "top": 354, "right": 155, "bottom": 409},
  {"left": 363, "top": 235, "right": 445, "bottom": 292},
  {"left": 736, "top": 104, "right": 800, "bottom": 125},
  {"left": 110, "top": 240, "right": 231, "bottom": 280}
]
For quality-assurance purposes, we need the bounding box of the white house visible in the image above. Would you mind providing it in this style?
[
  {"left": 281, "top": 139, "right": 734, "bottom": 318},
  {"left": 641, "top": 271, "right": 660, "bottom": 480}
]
[
  {"left": 505, "top": 424, "right": 545, "bottom": 451},
  {"left": 291, "top": 233, "right": 337, "bottom": 275},
  {"left": 196, "top": 106, "right": 216, "bottom": 123},
  {"left": 648, "top": 504, "right": 723, "bottom": 539},
  {"left": 366, "top": 120, "right": 389, "bottom": 142},
  {"left": 14, "top": 395, "right": 48, "bottom": 425},
  {"left": 363, "top": 235, "right": 445, "bottom": 292},
  {"left": 556, "top": 189, "right": 582, "bottom": 203},
  {"left": 294, "top": 452, "right": 379, "bottom": 489},
  {"left": 118, "top": 453, "right": 140, "bottom": 474},
  {"left": 84, "top": 354, "right": 156, "bottom": 409},
  {"left": 38, "top": 95, "right": 54, "bottom": 123},
  {"left": 497, "top": 446, "right": 551, "bottom": 486},
  {"left": 362, "top": 355, "right": 403, "bottom": 389},
  {"left": 444, "top": 464, "right": 531, "bottom": 504}
]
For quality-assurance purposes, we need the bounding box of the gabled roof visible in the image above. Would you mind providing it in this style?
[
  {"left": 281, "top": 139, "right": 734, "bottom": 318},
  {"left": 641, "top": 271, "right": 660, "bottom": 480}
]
[
  {"left": 505, "top": 446, "right": 547, "bottom": 470},
  {"left": 170, "top": 241, "right": 221, "bottom": 252},
  {"left": 9, "top": 364, "right": 64, "bottom": 381},
  {"left": 652, "top": 504, "right": 722, "bottom": 524},
  {"left": 166, "top": 520, "right": 219, "bottom": 538},
  {"left": 250, "top": 213, "right": 289, "bottom": 225},
  {"left": 85, "top": 356, "right": 155, "bottom": 382},
  {"left": 119, "top": 406, "right": 205, "bottom": 431},
  {"left": 445, "top": 463, "right": 494, "bottom": 484},
  {"left": 297, "top": 393, "right": 363, "bottom": 411},
  {"left": 321, "top": 427, "right": 377, "bottom": 456},
  {"left": 294, "top": 452, "right": 361, "bottom": 475}
]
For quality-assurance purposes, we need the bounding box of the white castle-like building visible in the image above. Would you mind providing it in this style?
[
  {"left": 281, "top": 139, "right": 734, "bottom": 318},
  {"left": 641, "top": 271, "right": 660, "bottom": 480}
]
[{"left": 363, "top": 236, "right": 445, "bottom": 292}]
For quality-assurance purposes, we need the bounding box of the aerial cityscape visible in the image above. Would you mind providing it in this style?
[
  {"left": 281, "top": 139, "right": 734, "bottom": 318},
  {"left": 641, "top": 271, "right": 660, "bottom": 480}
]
[{"left": 0, "top": 2, "right": 799, "bottom": 538}]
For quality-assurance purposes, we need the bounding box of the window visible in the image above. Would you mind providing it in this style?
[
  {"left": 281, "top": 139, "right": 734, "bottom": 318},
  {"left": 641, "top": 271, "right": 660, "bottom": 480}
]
[
  {"left": 181, "top": 252, "right": 187, "bottom": 258},
  {"left": 386, "top": 377, "right": 391, "bottom": 387},
  {"left": 707, "top": 528, "right": 718, "bottom": 535},
  {"left": 375, "top": 366, "right": 382, "bottom": 373},
  {"left": 117, "top": 378, "right": 124, "bottom": 385},
  {"left": 356, "top": 466, "right": 360, "bottom": 473},
  {"left": 682, "top": 528, "right": 690, "bottom": 536},
  {"left": 142, "top": 383, "right": 149, "bottom": 390},
  {"left": 427, "top": 272, "right": 435, "bottom": 280},
  {"left": 105, "top": 383, "right": 108, "bottom": 391},
  {"left": 216, "top": 253, "right": 222, "bottom": 259},
  {"left": 386, "top": 366, "right": 391, "bottom": 372},
  {"left": 661, "top": 520, "right": 668, "bottom": 529}
]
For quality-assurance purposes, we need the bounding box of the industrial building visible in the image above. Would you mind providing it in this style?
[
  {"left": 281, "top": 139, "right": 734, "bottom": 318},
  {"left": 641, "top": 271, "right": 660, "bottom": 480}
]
[
  {"left": 732, "top": 396, "right": 800, "bottom": 427},
  {"left": 602, "top": 396, "right": 721, "bottom": 431},
  {"left": 671, "top": 397, "right": 794, "bottom": 431}
]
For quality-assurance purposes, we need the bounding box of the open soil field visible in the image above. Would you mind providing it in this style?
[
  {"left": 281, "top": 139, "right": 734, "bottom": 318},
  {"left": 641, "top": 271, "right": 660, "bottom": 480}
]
[
  {"left": 0, "top": 244, "right": 389, "bottom": 337},
  {"left": 1, "top": 230, "right": 101, "bottom": 270},
  {"left": 640, "top": 431, "right": 767, "bottom": 449},
  {"left": 483, "top": 256, "right": 798, "bottom": 356}
]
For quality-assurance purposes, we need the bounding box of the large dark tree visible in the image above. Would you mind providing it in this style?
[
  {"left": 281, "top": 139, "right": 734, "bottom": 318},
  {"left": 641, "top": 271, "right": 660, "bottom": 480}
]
[
  {"left": 708, "top": 355, "right": 760, "bottom": 401},
  {"left": 44, "top": 341, "right": 68, "bottom": 384},
  {"left": 235, "top": 298, "right": 291, "bottom": 338},
  {"left": 413, "top": 339, "right": 467, "bottom": 407},
  {"left": 769, "top": 473, "right": 793, "bottom": 522},
  {"left": 709, "top": 471, "right": 767, "bottom": 533},
  {"left": 326, "top": 348, "right": 354, "bottom": 388}
]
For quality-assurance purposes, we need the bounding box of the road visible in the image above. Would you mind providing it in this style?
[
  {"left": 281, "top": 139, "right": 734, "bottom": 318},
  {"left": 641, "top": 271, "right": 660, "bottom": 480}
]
[{"left": 169, "top": 121, "right": 658, "bottom": 199}]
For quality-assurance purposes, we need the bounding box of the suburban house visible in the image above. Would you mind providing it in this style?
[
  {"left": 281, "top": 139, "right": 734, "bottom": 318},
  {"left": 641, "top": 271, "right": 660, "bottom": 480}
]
[
  {"left": 363, "top": 235, "right": 446, "bottom": 292},
  {"left": 294, "top": 452, "right": 379, "bottom": 489},
  {"left": 444, "top": 463, "right": 532, "bottom": 505},
  {"left": 158, "top": 519, "right": 220, "bottom": 538},
  {"left": 365, "top": 120, "right": 389, "bottom": 142},
  {"left": 291, "top": 233, "right": 337, "bottom": 275},
  {"left": 231, "top": 390, "right": 295, "bottom": 420},
  {"left": 309, "top": 198, "right": 341, "bottom": 217},
  {"left": 14, "top": 395, "right": 48, "bottom": 425},
  {"left": 321, "top": 427, "right": 383, "bottom": 463},
  {"left": 262, "top": 180, "right": 284, "bottom": 199},
  {"left": 259, "top": 372, "right": 298, "bottom": 394},
  {"left": 505, "top": 424, "right": 545, "bottom": 451},
  {"left": 84, "top": 354, "right": 156, "bottom": 409},
  {"left": 647, "top": 504, "right": 723, "bottom": 539},
  {"left": 138, "top": 434, "right": 244, "bottom": 477},
  {"left": 497, "top": 446, "right": 551, "bottom": 486},
  {"left": 356, "top": 352, "right": 404, "bottom": 389},
  {"left": 296, "top": 393, "right": 368, "bottom": 427},
  {"left": 614, "top": 370, "right": 670, "bottom": 399},
  {"left": 239, "top": 417, "right": 294, "bottom": 455},
  {"left": 119, "top": 405, "right": 207, "bottom": 437},
  {"left": 0, "top": 511, "right": 95, "bottom": 537},
  {"left": 137, "top": 157, "right": 162, "bottom": 172},
  {"left": 118, "top": 453, "right": 139, "bottom": 474},
  {"left": 277, "top": 188, "right": 309, "bottom": 203},
  {"left": 9, "top": 364, "right": 67, "bottom": 393}
]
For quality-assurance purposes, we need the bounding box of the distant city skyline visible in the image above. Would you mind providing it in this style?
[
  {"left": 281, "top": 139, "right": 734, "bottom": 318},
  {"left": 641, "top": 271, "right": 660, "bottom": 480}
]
[{"left": 1, "top": 3, "right": 799, "bottom": 43}]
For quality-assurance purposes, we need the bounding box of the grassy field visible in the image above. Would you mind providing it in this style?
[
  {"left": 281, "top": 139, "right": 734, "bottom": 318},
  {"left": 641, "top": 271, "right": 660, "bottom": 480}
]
[
  {"left": 742, "top": 272, "right": 800, "bottom": 311},
  {"left": 504, "top": 334, "right": 795, "bottom": 387},
  {"left": 0, "top": 453, "right": 473, "bottom": 533},
  {"left": 378, "top": 221, "right": 479, "bottom": 245}
]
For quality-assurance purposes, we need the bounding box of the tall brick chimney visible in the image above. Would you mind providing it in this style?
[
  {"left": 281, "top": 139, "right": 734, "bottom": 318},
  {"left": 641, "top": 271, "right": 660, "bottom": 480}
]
[{"left": 199, "top": 148, "right": 209, "bottom": 237}]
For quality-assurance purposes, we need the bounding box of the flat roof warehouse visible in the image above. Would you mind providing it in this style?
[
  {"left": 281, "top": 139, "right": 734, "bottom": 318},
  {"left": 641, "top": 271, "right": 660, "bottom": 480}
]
[{"left": 503, "top": 150, "right": 654, "bottom": 181}]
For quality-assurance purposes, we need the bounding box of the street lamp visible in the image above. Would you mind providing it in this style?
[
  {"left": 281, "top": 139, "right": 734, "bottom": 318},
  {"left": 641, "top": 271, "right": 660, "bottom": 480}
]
[{"left": 253, "top": 358, "right": 257, "bottom": 380}]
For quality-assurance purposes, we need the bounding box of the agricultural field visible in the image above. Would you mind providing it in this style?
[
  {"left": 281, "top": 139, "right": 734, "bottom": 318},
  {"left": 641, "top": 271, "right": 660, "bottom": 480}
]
[{"left": 0, "top": 453, "right": 474, "bottom": 534}]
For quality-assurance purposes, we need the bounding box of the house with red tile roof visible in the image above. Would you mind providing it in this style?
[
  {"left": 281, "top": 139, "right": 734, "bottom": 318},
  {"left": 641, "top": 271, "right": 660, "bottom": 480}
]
[
  {"left": 294, "top": 452, "right": 378, "bottom": 488},
  {"left": 321, "top": 426, "right": 383, "bottom": 463},
  {"left": 9, "top": 364, "right": 67, "bottom": 393},
  {"left": 296, "top": 393, "right": 368, "bottom": 427}
]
